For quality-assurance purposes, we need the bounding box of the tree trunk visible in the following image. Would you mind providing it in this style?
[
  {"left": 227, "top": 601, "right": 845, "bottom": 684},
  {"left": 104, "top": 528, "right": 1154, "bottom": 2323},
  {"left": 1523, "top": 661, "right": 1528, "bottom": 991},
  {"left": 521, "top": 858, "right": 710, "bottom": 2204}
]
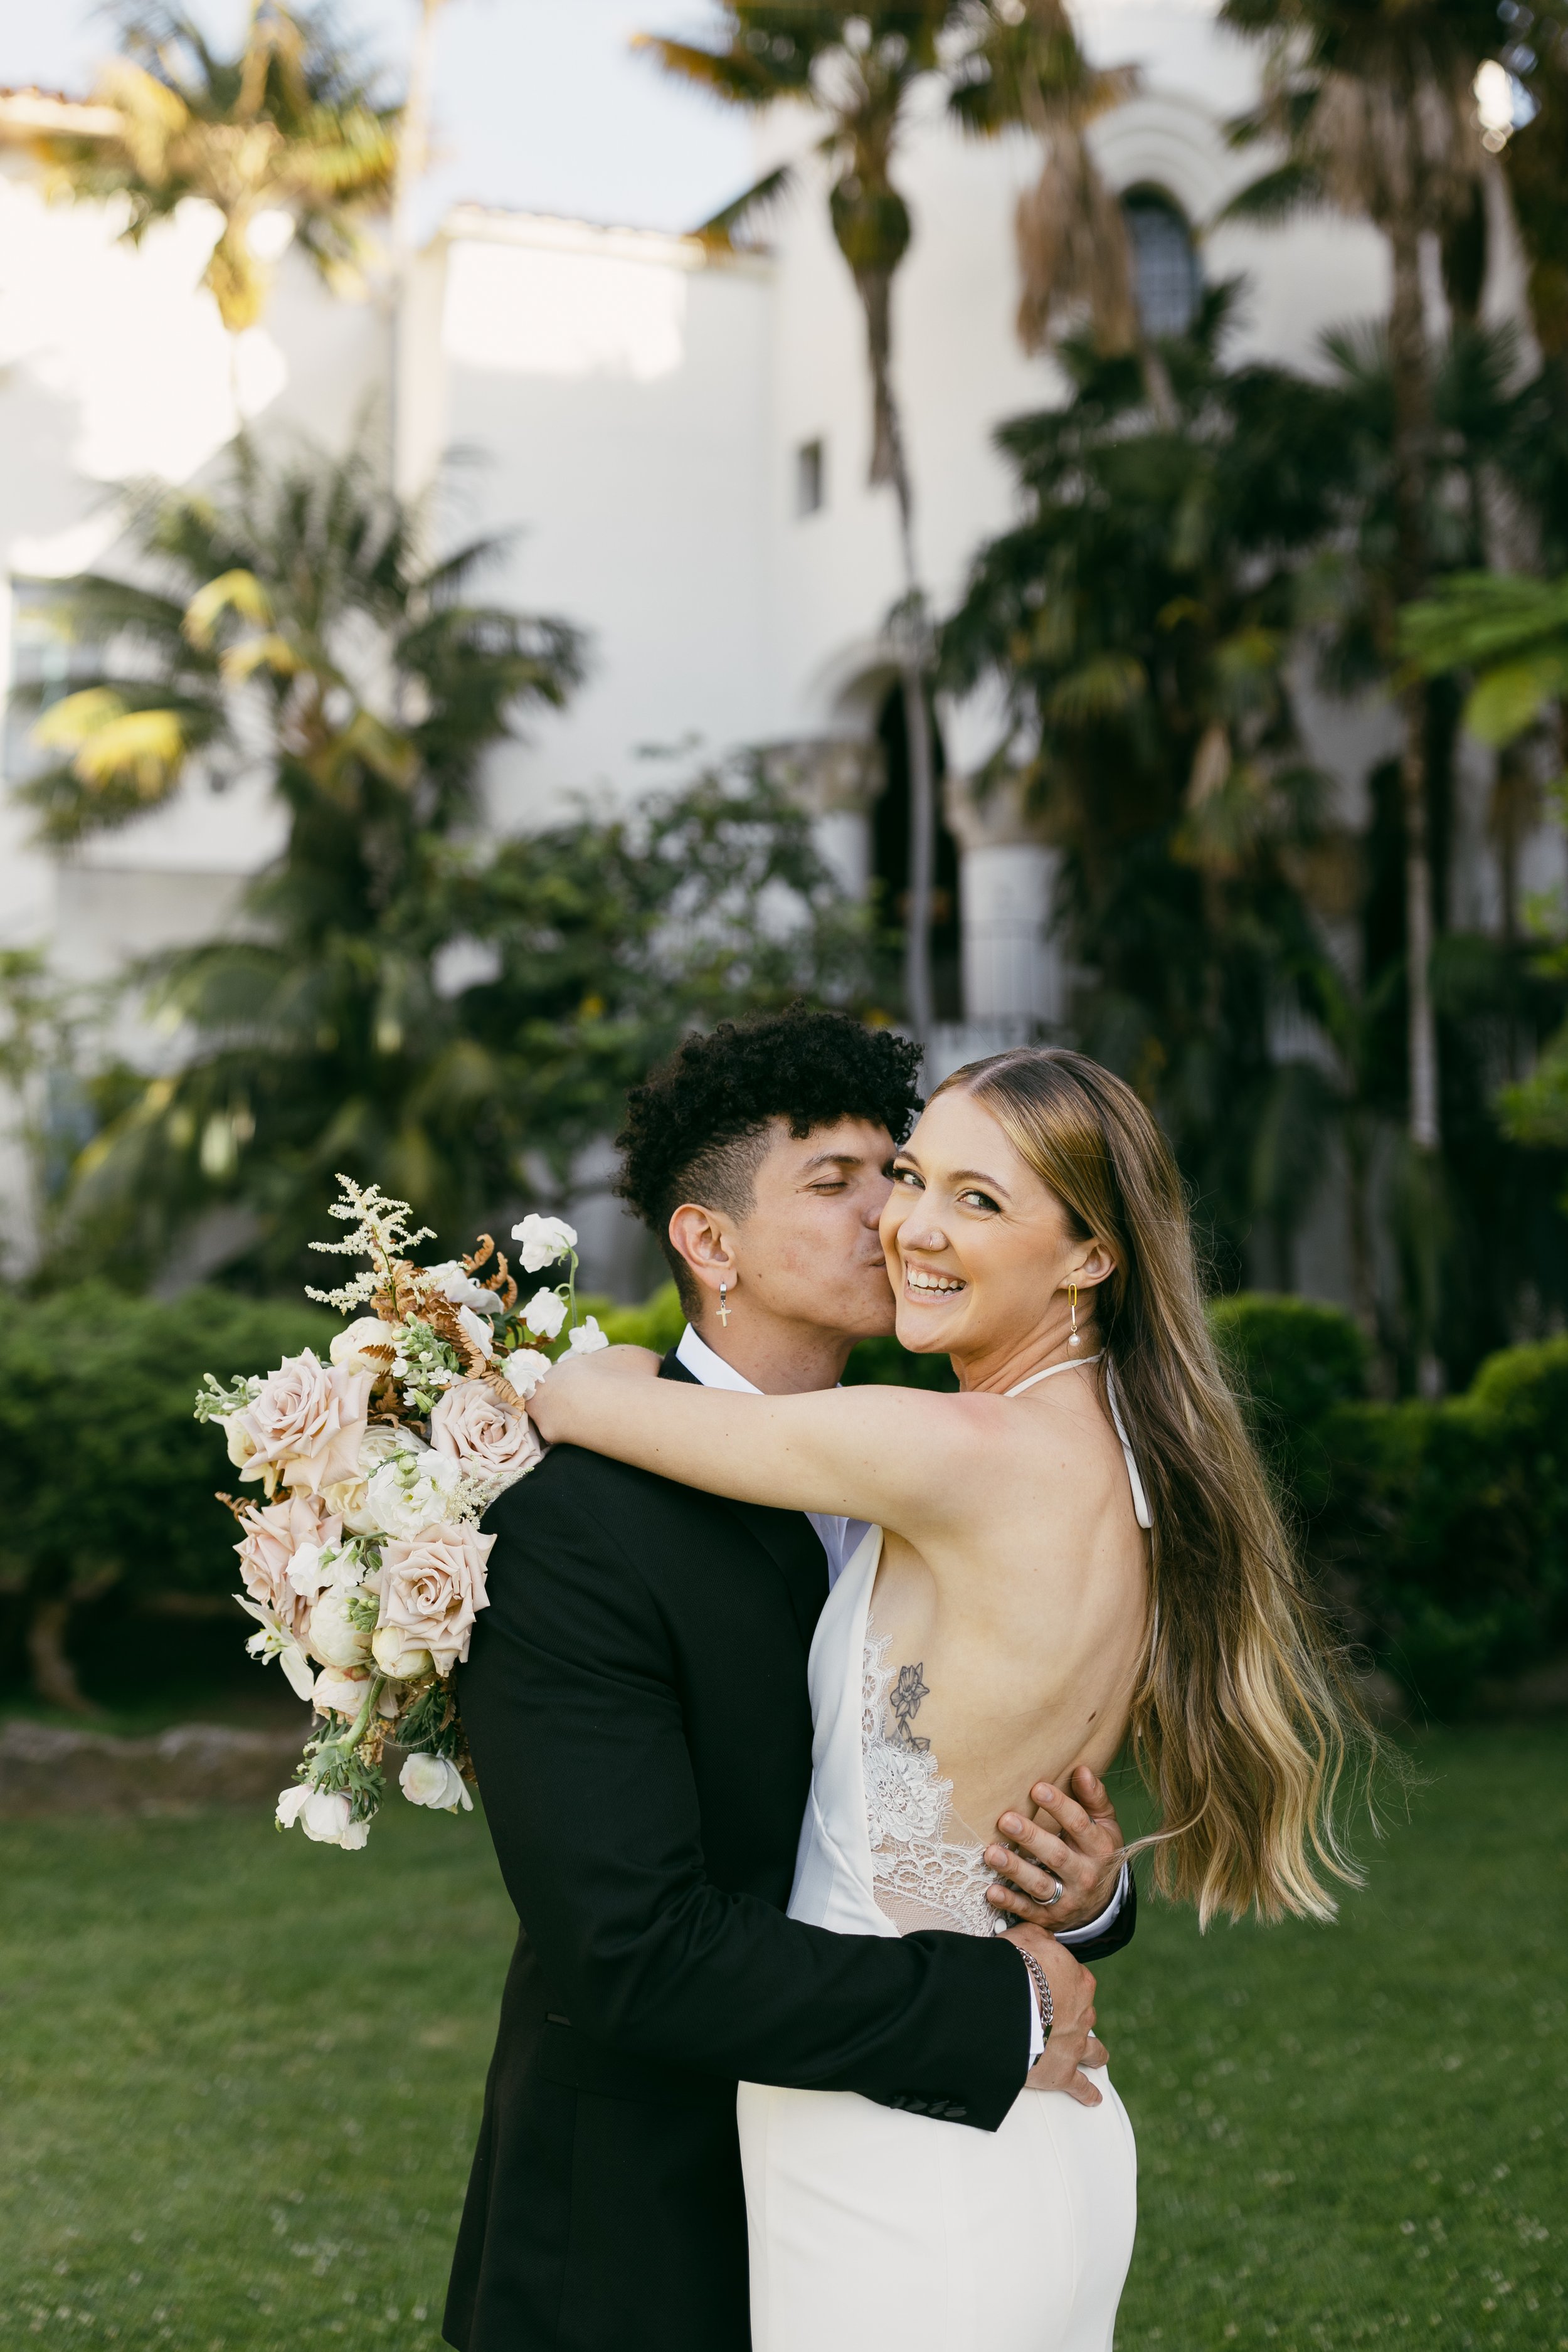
[
  {"left": 857, "top": 267, "right": 938, "bottom": 1045},
  {"left": 901, "top": 657, "right": 936, "bottom": 1042},
  {"left": 1400, "top": 689, "right": 1440, "bottom": 1152},
  {"left": 1387, "top": 217, "right": 1441, "bottom": 1156},
  {"left": 26, "top": 1591, "right": 98, "bottom": 1716}
]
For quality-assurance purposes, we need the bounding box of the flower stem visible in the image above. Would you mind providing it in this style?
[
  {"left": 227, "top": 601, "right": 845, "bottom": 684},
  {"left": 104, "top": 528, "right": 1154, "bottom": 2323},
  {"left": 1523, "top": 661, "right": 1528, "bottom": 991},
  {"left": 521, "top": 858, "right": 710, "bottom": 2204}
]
[{"left": 320, "top": 1673, "right": 386, "bottom": 1765}]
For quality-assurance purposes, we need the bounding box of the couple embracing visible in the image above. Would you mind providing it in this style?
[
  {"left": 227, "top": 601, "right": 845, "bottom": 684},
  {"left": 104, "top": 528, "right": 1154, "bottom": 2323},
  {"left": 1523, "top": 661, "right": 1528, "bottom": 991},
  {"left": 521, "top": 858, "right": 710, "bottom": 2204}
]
[{"left": 443, "top": 1008, "right": 1363, "bottom": 2352}]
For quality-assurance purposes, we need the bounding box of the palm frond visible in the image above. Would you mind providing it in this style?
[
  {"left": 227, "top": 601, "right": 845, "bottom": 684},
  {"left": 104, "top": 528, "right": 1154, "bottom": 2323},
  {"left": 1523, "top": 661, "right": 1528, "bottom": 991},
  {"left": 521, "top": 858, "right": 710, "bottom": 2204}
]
[
  {"left": 692, "top": 163, "right": 797, "bottom": 253},
  {"left": 1216, "top": 159, "right": 1327, "bottom": 227}
]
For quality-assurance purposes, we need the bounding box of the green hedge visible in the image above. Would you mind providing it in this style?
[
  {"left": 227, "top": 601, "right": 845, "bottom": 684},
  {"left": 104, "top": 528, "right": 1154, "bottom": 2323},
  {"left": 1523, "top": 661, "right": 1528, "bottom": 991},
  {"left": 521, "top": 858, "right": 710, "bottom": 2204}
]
[
  {"left": 0, "top": 1285, "right": 336, "bottom": 1700},
  {"left": 1214, "top": 1294, "right": 1568, "bottom": 1714},
  {"left": 3, "top": 1279, "right": 1562, "bottom": 1717}
]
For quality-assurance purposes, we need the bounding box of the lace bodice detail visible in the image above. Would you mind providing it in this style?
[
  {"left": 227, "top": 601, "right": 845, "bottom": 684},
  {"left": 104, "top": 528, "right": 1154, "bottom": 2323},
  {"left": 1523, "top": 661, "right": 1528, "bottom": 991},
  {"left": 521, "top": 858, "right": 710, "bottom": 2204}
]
[{"left": 860, "top": 1621, "right": 1000, "bottom": 1939}]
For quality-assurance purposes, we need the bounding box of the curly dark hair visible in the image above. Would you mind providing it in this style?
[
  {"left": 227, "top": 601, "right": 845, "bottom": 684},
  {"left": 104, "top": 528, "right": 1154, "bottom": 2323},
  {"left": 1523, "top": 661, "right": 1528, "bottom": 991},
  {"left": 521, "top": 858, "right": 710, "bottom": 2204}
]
[{"left": 616, "top": 1005, "right": 923, "bottom": 1306}]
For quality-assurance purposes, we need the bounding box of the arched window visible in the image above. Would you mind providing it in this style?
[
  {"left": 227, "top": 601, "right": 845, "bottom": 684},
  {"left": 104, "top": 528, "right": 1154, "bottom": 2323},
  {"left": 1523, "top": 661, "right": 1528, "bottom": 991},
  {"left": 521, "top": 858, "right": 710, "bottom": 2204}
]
[{"left": 1121, "top": 188, "right": 1200, "bottom": 339}]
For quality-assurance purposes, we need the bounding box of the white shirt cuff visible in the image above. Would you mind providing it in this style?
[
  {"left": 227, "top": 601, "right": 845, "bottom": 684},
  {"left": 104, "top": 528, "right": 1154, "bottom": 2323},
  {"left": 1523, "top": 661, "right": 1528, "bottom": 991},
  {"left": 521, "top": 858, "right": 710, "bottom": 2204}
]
[{"left": 1053, "top": 1862, "right": 1130, "bottom": 1949}]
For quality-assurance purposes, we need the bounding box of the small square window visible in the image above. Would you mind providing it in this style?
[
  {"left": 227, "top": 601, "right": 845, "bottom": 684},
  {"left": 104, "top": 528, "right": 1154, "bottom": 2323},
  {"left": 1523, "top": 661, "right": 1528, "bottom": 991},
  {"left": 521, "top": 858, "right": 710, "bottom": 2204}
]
[{"left": 796, "top": 438, "right": 825, "bottom": 517}]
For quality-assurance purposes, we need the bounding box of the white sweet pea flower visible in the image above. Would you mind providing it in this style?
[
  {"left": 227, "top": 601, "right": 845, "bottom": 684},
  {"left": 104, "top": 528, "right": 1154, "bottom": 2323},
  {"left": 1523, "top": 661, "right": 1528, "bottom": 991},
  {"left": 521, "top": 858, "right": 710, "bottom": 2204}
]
[
  {"left": 299, "top": 1788, "right": 370, "bottom": 1848},
  {"left": 236, "top": 1594, "right": 318, "bottom": 1702},
  {"left": 365, "top": 1445, "right": 465, "bottom": 1540},
  {"left": 523, "top": 1287, "right": 568, "bottom": 1341},
  {"left": 277, "top": 1781, "right": 369, "bottom": 1849},
  {"left": 426, "top": 1260, "right": 505, "bottom": 1316},
  {"left": 283, "top": 1541, "right": 331, "bottom": 1602},
  {"left": 511, "top": 1214, "right": 577, "bottom": 1273},
  {"left": 400, "top": 1751, "right": 473, "bottom": 1813},
  {"left": 455, "top": 1303, "right": 495, "bottom": 1361},
  {"left": 501, "top": 1347, "right": 553, "bottom": 1399},
  {"left": 566, "top": 1316, "right": 609, "bottom": 1355}
]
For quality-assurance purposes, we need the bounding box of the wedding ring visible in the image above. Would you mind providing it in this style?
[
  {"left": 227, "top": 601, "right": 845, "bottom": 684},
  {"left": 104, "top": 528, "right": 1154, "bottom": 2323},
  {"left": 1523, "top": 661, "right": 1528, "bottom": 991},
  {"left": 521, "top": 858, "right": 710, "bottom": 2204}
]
[{"left": 1039, "top": 1873, "right": 1064, "bottom": 1909}]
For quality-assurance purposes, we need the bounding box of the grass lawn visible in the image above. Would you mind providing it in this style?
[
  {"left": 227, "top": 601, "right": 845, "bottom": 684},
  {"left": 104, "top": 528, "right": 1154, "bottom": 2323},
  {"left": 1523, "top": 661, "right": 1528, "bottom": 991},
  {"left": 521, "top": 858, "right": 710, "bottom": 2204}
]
[{"left": 0, "top": 1720, "right": 1563, "bottom": 2351}]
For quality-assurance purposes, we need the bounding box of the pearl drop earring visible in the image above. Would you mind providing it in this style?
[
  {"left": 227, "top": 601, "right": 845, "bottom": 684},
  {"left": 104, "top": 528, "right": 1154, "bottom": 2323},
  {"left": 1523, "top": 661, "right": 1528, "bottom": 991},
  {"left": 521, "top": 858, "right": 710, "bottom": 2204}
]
[{"left": 1067, "top": 1281, "right": 1081, "bottom": 1352}]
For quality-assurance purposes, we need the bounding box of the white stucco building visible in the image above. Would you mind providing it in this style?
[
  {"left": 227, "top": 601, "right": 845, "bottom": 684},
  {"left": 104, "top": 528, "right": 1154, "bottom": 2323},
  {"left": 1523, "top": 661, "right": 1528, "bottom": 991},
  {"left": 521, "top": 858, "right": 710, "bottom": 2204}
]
[{"left": 0, "top": 6, "right": 1549, "bottom": 1283}]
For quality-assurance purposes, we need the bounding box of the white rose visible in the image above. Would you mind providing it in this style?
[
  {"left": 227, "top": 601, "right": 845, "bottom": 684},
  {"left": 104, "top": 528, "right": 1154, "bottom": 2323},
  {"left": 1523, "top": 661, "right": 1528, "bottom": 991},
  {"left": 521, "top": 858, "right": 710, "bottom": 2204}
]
[
  {"left": 400, "top": 1751, "right": 473, "bottom": 1813},
  {"left": 312, "top": 1665, "right": 372, "bottom": 1719},
  {"left": 566, "top": 1316, "right": 608, "bottom": 1355},
  {"left": 501, "top": 1347, "right": 553, "bottom": 1399},
  {"left": 364, "top": 1446, "right": 464, "bottom": 1540},
  {"left": 425, "top": 1261, "right": 505, "bottom": 1316},
  {"left": 455, "top": 1303, "right": 495, "bottom": 1362},
  {"left": 220, "top": 1412, "right": 258, "bottom": 1470},
  {"left": 511, "top": 1214, "right": 577, "bottom": 1273},
  {"left": 523, "top": 1287, "right": 567, "bottom": 1340},
  {"left": 276, "top": 1783, "right": 310, "bottom": 1828},
  {"left": 371, "top": 1623, "right": 433, "bottom": 1678},
  {"left": 330, "top": 1316, "right": 398, "bottom": 1375},
  {"left": 237, "top": 1349, "right": 371, "bottom": 1496},
  {"left": 307, "top": 1586, "right": 374, "bottom": 1668}
]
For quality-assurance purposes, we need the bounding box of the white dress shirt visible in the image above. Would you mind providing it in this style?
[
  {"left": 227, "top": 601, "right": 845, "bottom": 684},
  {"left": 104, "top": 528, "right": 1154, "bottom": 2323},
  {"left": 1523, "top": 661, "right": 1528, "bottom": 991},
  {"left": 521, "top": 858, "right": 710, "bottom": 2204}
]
[{"left": 672, "top": 1322, "right": 1128, "bottom": 2067}]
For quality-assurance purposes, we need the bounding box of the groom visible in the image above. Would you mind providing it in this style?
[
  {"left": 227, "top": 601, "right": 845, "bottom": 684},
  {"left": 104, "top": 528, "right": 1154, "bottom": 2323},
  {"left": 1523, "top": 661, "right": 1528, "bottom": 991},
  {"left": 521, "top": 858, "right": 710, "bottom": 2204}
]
[{"left": 444, "top": 1006, "right": 1136, "bottom": 2352}]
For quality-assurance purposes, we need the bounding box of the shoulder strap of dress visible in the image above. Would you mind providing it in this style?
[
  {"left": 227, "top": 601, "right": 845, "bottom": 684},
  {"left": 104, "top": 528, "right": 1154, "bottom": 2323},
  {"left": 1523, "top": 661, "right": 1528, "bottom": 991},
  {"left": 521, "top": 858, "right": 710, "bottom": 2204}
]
[
  {"left": 1005, "top": 1352, "right": 1102, "bottom": 1398},
  {"left": 1104, "top": 1360, "right": 1153, "bottom": 1532}
]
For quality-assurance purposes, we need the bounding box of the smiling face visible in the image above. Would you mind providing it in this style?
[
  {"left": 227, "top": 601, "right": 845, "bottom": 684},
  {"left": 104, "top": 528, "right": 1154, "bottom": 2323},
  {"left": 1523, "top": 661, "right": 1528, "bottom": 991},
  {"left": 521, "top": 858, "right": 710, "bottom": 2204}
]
[{"left": 880, "top": 1086, "right": 1115, "bottom": 1387}]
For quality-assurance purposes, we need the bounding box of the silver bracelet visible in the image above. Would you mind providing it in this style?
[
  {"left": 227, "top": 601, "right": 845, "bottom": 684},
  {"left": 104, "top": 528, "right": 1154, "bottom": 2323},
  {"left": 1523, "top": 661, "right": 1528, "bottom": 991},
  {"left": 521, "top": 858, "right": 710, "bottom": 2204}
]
[{"left": 1018, "top": 1946, "right": 1054, "bottom": 2048}]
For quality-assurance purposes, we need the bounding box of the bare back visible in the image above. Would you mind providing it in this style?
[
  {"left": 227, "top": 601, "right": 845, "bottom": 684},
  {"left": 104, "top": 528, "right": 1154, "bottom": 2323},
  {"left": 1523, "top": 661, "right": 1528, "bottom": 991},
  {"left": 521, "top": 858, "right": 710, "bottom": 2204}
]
[{"left": 865, "top": 1357, "right": 1149, "bottom": 1846}]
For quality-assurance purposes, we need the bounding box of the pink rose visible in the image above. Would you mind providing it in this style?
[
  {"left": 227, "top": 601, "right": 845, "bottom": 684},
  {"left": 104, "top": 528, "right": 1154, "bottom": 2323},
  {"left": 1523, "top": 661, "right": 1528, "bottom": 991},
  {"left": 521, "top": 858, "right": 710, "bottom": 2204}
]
[
  {"left": 238, "top": 1350, "right": 371, "bottom": 1496},
  {"left": 378, "top": 1522, "right": 494, "bottom": 1674},
  {"left": 428, "top": 1379, "right": 543, "bottom": 1483},
  {"left": 235, "top": 1491, "right": 342, "bottom": 1645}
]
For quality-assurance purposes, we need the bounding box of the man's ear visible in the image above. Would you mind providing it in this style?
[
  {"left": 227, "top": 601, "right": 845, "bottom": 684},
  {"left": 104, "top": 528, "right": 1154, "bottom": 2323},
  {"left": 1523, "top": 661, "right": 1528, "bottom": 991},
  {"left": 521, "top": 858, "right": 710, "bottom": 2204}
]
[{"left": 667, "top": 1203, "right": 736, "bottom": 1306}]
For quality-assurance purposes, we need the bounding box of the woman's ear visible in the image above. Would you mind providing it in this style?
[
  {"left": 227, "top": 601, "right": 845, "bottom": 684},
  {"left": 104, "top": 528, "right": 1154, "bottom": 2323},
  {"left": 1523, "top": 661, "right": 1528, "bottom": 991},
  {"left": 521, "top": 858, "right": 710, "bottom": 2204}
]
[
  {"left": 1074, "top": 1240, "right": 1118, "bottom": 1293},
  {"left": 667, "top": 1203, "right": 736, "bottom": 1302}
]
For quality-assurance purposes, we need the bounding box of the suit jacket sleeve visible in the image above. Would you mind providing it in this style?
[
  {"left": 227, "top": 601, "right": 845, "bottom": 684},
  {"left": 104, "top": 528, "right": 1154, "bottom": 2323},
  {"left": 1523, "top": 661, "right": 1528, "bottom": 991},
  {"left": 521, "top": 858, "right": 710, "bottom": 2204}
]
[{"left": 457, "top": 1463, "right": 1032, "bottom": 2132}]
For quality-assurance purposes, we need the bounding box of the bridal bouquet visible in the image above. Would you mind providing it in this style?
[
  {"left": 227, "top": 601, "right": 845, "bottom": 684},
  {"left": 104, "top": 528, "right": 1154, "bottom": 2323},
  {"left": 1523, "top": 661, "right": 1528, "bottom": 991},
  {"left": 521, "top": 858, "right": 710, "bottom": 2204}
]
[{"left": 193, "top": 1176, "right": 603, "bottom": 1848}]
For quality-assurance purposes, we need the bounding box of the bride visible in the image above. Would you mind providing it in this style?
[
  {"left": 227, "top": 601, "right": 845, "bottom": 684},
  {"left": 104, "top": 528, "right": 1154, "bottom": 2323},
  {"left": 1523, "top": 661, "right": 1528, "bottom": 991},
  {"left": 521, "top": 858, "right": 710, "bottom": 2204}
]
[{"left": 529, "top": 1046, "right": 1367, "bottom": 2352}]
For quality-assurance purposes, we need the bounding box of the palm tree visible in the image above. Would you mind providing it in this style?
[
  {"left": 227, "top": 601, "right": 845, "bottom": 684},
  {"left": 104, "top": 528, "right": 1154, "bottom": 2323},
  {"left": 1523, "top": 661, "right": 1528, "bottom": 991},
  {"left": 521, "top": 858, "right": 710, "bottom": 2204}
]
[
  {"left": 1219, "top": 0, "right": 1502, "bottom": 1177},
  {"left": 941, "top": 295, "right": 1356, "bottom": 1287},
  {"left": 29, "top": 3, "right": 398, "bottom": 346},
  {"left": 15, "top": 441, "right": 884, "bottom": 1283},
  {"left": 637, "top": 4, "right": 951, "bottom": 1040},
  {"left": 945, "top": 0, "right": 1165, "bottom": 408}
]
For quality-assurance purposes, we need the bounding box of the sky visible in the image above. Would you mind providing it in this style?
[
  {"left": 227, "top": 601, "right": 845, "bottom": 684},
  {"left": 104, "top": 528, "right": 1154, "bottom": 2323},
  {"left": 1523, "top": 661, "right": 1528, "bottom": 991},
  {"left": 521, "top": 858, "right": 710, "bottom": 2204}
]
[{"left": 0, "top": 0, "right": 755, "bottom": 239}]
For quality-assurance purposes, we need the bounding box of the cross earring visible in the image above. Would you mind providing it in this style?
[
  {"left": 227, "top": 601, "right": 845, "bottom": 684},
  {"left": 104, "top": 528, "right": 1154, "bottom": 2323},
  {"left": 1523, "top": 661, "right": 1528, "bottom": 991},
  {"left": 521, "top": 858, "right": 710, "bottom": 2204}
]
[
  {"left": 718, "top": 1279, "right": 731, "bottom": 1327},
  {"left": 1067, "top": 1282, "right": 1081, "bottom": 1351}
]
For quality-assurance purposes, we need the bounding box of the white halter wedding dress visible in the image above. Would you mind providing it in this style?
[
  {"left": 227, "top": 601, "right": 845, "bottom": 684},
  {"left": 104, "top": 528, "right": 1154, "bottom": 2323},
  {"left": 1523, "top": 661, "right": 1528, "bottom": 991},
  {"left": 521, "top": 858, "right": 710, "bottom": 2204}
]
[{"left": 736, "top": 1356, "right": 1143, "bottom": 2352}]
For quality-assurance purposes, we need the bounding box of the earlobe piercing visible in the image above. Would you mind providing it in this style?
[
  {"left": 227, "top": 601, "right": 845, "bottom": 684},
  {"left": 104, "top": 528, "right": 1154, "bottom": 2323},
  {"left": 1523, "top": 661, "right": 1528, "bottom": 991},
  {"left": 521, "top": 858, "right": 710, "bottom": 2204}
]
[
  {"left": 1067, "top": 1281, "right": 1081, "bottom": 1352},
  {"left": 718, "top": 1279, "right": 731, "bottom": 1328}
]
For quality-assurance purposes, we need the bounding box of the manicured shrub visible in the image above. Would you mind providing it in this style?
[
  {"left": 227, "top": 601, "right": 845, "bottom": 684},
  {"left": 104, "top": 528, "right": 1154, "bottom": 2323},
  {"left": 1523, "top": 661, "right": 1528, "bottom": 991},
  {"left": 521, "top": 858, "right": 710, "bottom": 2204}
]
[
  {"left": 0, "top": 1284, "right": 334, "bottom": 1704},
  {"left": 1212, "top": 1295, "right": 1567, "bottom": 1714}
]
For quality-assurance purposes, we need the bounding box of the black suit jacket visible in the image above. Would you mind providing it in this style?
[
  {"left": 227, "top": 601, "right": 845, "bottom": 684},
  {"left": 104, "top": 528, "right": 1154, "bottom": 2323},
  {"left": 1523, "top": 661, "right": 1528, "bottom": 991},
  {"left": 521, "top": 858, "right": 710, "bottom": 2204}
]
[{"left": 444, "top": 1353, "right": 1135, "bottom": 2352}]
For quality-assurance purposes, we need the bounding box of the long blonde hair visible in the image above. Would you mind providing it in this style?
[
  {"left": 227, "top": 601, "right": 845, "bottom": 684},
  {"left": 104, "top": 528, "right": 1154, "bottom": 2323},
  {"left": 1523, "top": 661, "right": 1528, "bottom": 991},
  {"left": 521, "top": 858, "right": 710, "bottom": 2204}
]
[{"left": 931, "top": 1046, "right": 1370, "bottom": 1926}]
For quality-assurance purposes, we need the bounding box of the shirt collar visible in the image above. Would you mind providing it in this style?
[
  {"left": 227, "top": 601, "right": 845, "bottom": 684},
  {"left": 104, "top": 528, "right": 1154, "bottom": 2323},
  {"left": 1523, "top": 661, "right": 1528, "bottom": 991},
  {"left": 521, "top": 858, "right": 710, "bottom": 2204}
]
[{"left": 674, "top": 1321, "right": 761, "bottom": 1396}]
